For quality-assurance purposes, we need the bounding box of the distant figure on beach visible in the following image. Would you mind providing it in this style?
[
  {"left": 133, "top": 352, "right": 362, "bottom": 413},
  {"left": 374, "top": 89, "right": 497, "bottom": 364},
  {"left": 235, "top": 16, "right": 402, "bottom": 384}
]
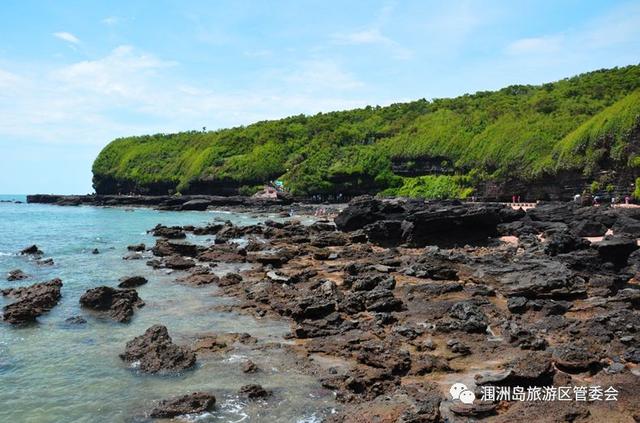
[
  {"left": 625, "top": 195, "right": 630, "bottom": 205},
  {"left": 517, "top": 195, "right": 521, "bottom": 203},
  {"left": 512, "top": 195, "right": 516, "bottom": 203},
  {"left": 593, "top": 195, "right": 600, "bottom": 206},
  {"left": 573, "top": 194, "right": 581, "bottom": 203}
]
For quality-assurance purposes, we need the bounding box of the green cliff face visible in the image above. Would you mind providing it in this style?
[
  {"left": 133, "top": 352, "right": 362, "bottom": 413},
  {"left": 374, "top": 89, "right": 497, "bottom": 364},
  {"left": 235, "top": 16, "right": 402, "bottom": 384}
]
[{"left": 92, "top": 64, "right": 640, "bottom": 199}]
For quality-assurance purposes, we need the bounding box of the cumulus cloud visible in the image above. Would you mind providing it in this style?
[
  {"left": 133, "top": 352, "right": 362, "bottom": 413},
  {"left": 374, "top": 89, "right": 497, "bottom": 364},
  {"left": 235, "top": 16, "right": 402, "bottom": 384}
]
[
  {"left": 53, "top": 31, "right": 80, "bottom": 44},
  {"left": 0, "top": 45, "right": 373, "bottom": 150}
]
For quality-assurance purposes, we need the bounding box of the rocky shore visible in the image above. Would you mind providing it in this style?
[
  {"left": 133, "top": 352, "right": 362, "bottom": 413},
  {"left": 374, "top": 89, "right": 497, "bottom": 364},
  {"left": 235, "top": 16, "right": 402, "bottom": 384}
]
[
  {"left": 5, "top": 195, "right": 640, "bottom": 421},
  {"left": 26, "top": 193, "right": 296, "bottom": 211},
  {"left": 132, "top": 196, "right": 640, "bottom": 421}
]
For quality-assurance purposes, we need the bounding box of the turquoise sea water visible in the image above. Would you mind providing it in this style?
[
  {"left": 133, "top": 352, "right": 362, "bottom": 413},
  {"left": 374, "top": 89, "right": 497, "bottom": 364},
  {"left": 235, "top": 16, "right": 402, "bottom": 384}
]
[{"left": 0, "top": 195, "right": 335, "bottom": 423}]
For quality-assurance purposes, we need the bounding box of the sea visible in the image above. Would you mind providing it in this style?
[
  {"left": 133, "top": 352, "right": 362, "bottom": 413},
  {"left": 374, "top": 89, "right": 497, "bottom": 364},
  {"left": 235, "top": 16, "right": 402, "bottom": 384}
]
[{"left": 0, "top": 194, "right": 336, "bottom": 423}]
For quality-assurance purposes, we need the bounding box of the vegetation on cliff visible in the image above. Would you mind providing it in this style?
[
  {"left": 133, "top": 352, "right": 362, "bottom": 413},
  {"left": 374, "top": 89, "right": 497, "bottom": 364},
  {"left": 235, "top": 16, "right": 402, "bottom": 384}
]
[{"left": 93, "top": 64, "right": 640, "bottom": 198}]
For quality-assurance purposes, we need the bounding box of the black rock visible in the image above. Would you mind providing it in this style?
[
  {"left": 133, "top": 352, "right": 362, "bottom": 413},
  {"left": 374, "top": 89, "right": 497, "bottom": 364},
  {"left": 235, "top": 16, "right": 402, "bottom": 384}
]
[
  {"left": 20, "top": 244, "right": 43, "bottom": 255},
  {"left": 120, "top": 325, "right": 197, "bottom": 373},
  {"left": 149, "top": 392, "right": 216, "bottom": 418},
  {"left": 239, "top": 384, "right": 271, "bottom": 399}
]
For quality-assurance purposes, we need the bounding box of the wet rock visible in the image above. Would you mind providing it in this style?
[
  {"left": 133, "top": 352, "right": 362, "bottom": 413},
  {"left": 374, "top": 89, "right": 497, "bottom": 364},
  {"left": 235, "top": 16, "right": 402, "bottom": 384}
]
[
  {"left": 91, "top": 248, "right": 100, "bottom": 254},
  {"left": 152, "top": 239, "right": 198, "bottom": 257},
  {"left": 239, "top": 384, "right": 271, "bottom": 399},
  {"left": 149, "top": 392, "right": 216, "bottom": 418},
  {"left": 79, "top": 286, "right": 144, "bottom": 323},
  {"left": 180, "top": 199, "right": 210, "bottom": 211},
  {"left": 20, "top": 244, "right": 43, "bottom": 255},
  {"left": 118, "top": 276, "right": 148, "bottom": 288},
  {"left": 192, "top": 223, "right": 225, "bottom": 235},
  {"left": 127, "top": 243, "right": 146, "bottom": 252},
  {"left": 65, "top": 316, "right": 87, "bottom": 325},
  {"left": 2, "top": 278, "right": 63, "bottom": 324},
  {"left": 241, "top": 359, "right": 259, "bottom": 373},
  {"left": 36, "top": 258, "right": 54, "bottom": 266},
  {"left": 150, "top": 225, "right": 186, "bottom": 239},
  {"left": 7, "top": 269, "right": 29, "bottom": 281},
  {"left": 120, "top": 325, "right": 196, "bottom": 373}
]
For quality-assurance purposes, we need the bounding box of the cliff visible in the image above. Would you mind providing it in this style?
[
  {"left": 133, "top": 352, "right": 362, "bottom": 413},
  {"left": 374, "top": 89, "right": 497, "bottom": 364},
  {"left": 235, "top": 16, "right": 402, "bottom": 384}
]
[{"left": 92, "top": 64, "right": 640, "bottom": 200}]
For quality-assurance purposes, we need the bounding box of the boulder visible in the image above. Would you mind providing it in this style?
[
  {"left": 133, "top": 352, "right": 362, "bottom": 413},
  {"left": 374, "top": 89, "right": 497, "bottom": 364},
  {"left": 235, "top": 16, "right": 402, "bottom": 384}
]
[
  {"left": 79, "top": 286, "right": 144, "bottom": 323},
  {"left": 151, "top": 225, "right": 186, "bottom": 239},
  {"left": 2, "top": 278, "right": 63, "bottom": 324},
  {"left": 127, "top": 243, "right": 146, "bottom": 252},
  {"left": 7, "top": 269, "right": 29, "bottom": 281},
  {"left": 120, "top": 325, "right": 197, "bottom": 373},
  {"left": 180, "top": 199, "right": 210, "bottom": 211},
  {"left": 20, "top": 244, "right": 43, "bottom": 255},
  {"left": 149, "top": 392, "right": 216, "bottom": 418},
  {"left": 239, "top": 384, "right": 271, "bottom": 399},
  {"left": 118, "top": 276, "right": 148, "bottom": 288},
  {"left": 152, "top": 239, "right": 199, "bottom": 257},
  {"left": 593, "top": 236, "right": 639, "bottom": 267}
]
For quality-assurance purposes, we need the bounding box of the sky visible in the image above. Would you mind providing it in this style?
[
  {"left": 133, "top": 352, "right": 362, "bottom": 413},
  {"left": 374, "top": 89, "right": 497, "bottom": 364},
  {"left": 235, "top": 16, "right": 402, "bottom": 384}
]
[{"left": 0, "top": 0, "right": 639, "bottom": 194}]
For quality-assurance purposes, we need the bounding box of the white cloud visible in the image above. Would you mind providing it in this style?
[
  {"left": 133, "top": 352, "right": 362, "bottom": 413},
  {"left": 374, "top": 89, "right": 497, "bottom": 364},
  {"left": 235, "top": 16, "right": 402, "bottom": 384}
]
[
  {"left": 506, "top": 36, "right": 562, "bottom": 55},
  {"left": 53, "top": 32, "right": 80, "bottom": 44},
  {"left": 102, "top": 16, "right": 120, "bottom": 26},
  {"left": 333, "top": 28, "right": 391, "bottom": 45},
  {"left": 0, "top": 46, "right": 373, "bottom": 151},
  {"left": 332, "top": 28, "right": 413, "bottom": 60}
]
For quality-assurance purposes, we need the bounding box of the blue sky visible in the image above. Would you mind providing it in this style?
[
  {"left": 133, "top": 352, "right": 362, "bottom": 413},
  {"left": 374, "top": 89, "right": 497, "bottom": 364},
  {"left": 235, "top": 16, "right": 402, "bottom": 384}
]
[{"left": 0, "top": 0, "right": 639, "bottom": 194}]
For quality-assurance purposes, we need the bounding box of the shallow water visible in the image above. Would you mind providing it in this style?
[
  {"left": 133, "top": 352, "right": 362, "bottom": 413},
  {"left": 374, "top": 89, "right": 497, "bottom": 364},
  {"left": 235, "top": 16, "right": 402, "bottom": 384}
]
[{"left": 0, "top": 195, "right": 336, "bottom": 422}]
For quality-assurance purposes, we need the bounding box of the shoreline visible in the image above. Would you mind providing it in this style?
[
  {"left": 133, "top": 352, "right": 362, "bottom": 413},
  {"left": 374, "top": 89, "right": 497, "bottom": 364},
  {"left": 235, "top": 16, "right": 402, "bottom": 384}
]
[
  {"left": 6, "top": 195, "right": 640, "bottom": 421},
  {"left": 132, "top": 197, "right": 640, "bottom": 420}
]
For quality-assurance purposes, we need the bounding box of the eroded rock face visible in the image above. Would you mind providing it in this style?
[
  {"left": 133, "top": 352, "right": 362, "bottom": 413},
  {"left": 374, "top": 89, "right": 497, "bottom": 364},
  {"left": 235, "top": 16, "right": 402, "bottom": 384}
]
[
  {"left": 2, "top": 279, "right": 63, "bottom": 324},
  {"left": 120, "top": 325, "right": 196, "bottom": 373},
  {"left": 79, "top": 286, "right": 144, "bottom": 323},
  {"left": 335, "top": 197, "right": 506, "bottom": 247},
  {"left": 149, "top": 392, "right": 215, "bottom": 418}
]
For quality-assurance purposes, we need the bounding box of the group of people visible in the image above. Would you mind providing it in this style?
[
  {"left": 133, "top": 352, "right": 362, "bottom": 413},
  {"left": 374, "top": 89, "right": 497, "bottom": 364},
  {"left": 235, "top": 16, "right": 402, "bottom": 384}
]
[{"left": 573, "top": 193, "right": 632, "bottom": 206}]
